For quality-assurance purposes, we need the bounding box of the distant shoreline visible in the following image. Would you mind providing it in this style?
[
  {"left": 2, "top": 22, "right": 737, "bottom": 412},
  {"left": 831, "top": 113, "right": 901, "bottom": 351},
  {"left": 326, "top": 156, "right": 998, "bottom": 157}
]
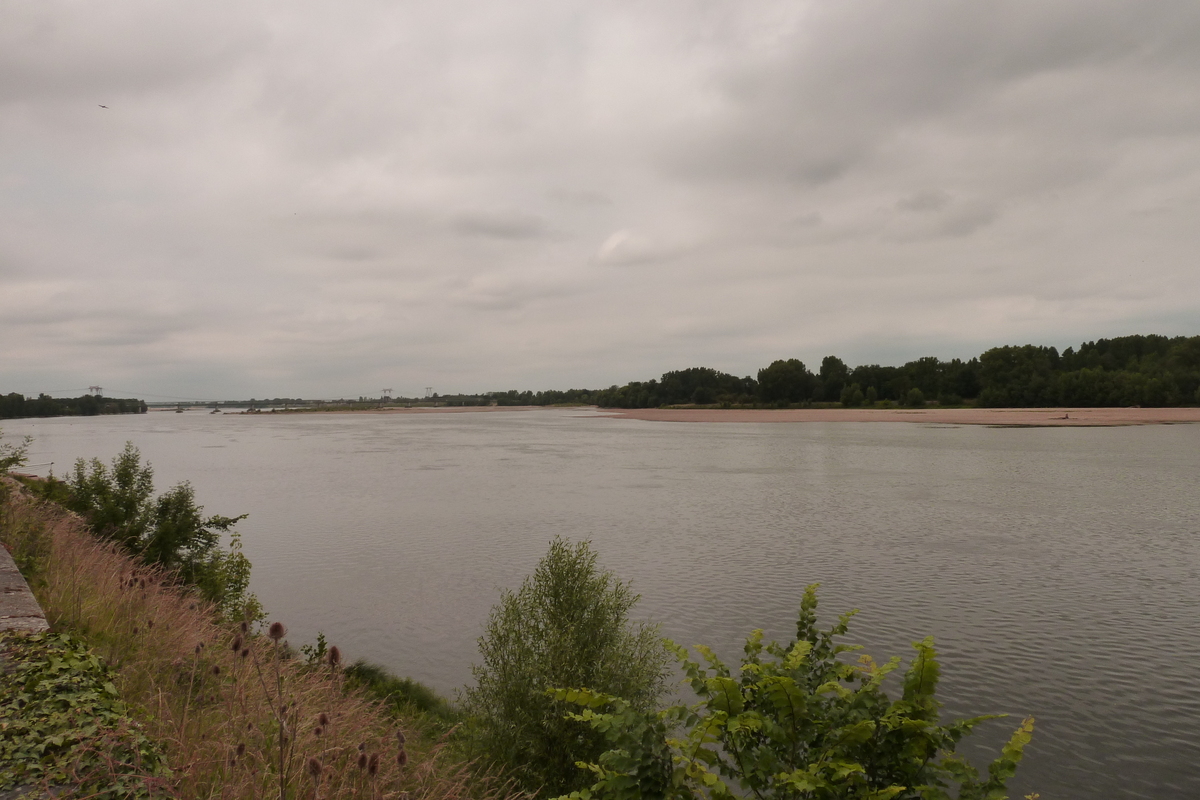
[
  {"left": 597, "top": 407, "right": 1200, "bottom": 426},
  {"left": 306, "top": 405, "right": 1200, "bottom": 426}
]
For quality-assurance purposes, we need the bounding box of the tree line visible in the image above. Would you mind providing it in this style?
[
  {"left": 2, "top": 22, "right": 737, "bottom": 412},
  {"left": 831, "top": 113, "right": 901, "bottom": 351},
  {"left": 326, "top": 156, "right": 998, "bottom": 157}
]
[
  {"left": 586, "top": 334, "right": 1200, "bottom": 409},
  {"left": 0, "top": 392, "right": 147, "bottom": 420}
]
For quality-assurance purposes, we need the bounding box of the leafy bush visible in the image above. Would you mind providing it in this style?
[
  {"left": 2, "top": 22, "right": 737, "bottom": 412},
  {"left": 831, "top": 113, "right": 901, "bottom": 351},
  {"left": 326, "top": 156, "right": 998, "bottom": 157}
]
[
  {"left": 463, "top": 537, "right": 670, "bottom": 797},
  {"left": 0, "top": 631, "right": 169, "bottom": 799},
  {"left": 0, "top": 426, "right": 30, "bottom": 472},
  {"left": 553, "top": 585, "right": 1034, "bottom": 800},
  {"left": 65, "top": 442, "right": 257, "bottom": 620}
]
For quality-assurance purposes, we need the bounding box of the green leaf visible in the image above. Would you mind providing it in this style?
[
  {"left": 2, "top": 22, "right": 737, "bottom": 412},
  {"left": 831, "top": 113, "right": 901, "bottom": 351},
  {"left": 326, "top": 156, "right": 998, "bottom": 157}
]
[
  {"left": 902, "top": 636, "right": 941, "bottom": 713},
  {"left": 705, "top": 677, "right": 744, "bottom": 715},
  {"left": 783, "top": 640, "right": 813, "bottom": 670},
  {"left": 836, "top": 719, "right": 876, "bottom": 745}
]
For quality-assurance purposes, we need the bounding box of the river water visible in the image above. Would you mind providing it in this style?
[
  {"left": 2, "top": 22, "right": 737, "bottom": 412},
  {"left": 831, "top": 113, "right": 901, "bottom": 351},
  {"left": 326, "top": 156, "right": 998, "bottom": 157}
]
[{"left": 5, "top": 408, "right": 1199, "bottom": 798}]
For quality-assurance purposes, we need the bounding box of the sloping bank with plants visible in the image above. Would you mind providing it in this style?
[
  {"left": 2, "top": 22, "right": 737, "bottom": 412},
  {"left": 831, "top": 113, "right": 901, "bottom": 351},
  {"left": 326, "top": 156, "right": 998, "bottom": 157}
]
[
  {"left": 0, "top": 433, "right": 504, "bottom": 800},
  {"left": 1, "top": 430, "right": 1037, "bottom": 799}
]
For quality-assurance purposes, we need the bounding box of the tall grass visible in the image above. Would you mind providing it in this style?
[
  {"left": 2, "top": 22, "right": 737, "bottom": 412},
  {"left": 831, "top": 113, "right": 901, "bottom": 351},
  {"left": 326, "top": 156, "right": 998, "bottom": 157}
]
[{"left": 0, "top": 477, "right": 517, "bottom": 800}]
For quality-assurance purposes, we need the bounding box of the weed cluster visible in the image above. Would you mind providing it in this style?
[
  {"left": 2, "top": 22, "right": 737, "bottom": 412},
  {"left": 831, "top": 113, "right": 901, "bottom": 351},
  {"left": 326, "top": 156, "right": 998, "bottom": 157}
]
[{"left": 0, "top": 630, "right": 169, "bottom": 798}]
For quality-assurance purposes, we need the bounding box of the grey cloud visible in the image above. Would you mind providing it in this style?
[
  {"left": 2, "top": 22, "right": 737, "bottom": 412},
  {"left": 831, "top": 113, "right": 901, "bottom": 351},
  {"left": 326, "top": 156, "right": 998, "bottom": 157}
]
[
  {"left": 548, "top": 189, "right": 613, "bottom": 207},
  {"left": 325, "top": 246, "right": 381, "bottom": 262},
  {"left": 594, "top": 229, "right": 694, "bottom": 266},
  {"left": 452, "top": 211, "right": 549, "bottom": 240},
  {"left": 2, "top": 2, "right": 1199, "bottom": 397},
  {"left": 897, "top": 190, "right": 951, "bottom": 213},
  {"left": 0, "top": 2, "right": 264, "bottom": 103}
]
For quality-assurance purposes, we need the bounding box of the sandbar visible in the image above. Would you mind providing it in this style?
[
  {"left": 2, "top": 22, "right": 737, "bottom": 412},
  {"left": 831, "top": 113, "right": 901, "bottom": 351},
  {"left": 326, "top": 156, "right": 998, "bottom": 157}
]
[{"left": 596, "top": 407, "right": 1200, "bottom": 426}]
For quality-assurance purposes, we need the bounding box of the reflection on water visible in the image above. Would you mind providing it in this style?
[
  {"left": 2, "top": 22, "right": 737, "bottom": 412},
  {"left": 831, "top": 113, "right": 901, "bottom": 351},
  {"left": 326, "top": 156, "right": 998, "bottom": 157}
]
[{"left": 7, "top": 409, "right": 1200, "bottom": 799}]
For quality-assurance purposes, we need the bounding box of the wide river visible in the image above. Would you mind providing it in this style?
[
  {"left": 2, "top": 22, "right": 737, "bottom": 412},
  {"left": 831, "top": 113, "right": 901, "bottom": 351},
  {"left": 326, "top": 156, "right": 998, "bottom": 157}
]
[{"left": 6, "top": 408, "right": 1199, "bottom": 798}]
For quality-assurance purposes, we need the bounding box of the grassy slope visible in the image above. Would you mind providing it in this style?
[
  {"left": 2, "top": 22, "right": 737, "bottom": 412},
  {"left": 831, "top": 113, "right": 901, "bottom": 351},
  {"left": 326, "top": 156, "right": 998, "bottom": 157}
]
[{"left": 0, "top": 477, "right": 514, "bottom": 800}]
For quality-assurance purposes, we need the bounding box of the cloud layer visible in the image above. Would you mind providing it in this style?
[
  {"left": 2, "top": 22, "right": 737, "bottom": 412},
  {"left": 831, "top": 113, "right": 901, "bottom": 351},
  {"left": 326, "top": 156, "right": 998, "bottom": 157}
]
[{"left": 3, "top": 1, "right": 1198, "bottom": 398}]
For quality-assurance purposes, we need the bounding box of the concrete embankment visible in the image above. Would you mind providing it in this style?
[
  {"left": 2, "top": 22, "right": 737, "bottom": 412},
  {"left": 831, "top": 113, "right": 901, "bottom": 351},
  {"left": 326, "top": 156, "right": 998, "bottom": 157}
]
[
  {"left": 0, "top": 540, "right": 48, "bottom": 633},
  {"left": 0, "top": 478, "right": 49, "bottom": 633}
]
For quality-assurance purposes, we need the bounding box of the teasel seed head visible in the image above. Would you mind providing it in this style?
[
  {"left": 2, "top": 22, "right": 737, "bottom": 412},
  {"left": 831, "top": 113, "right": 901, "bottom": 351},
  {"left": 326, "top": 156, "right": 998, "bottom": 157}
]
[
  {"left": 195, "top": 644, "right": 202, "bottom": 655},
  {"left": 396, "top": 730, "right": 406, "bottom": 746},
  {"left": 232, "top": 636, "right": 243, "bottom": 652},
  {"left": 240, "top": 620, "right": 249, "bottom": 634},
  {"left": 397, "top": 748, "right": 408, "bottom": 768},
  {"left": 314, "top": 726, "right": 323, "bottom": 737},
  {"left": 328, "top": 646, "right": 341, "bottom": 667},
  {"left": 146, "top": 619, "right": 154, "bottom": 629},
  {"left": 318, "top": 712, "right": 329, "bottom": 727},
  {"left": 132, "top": 627, "right": 139, "bottom": 636},
  {"left": 240, "top": 648, "right": 249, "bottom": 659},
  {"left": 357, "top": 753, "right": 367, "bottom": 770},
  {"left": 212, "top": 665, "right": 221, "bottom": 676},
  {"left": 236, "top": 742, "right": 246, "bottom": 757},
  {"left": 268, "top": 622, "right": 287, "bottom": 641},
  {"left": 307, "top": 757, "right": 323, "bottom": 779},
  {"left": 367, "top": 753, "right": 379, "bottom": 776}
]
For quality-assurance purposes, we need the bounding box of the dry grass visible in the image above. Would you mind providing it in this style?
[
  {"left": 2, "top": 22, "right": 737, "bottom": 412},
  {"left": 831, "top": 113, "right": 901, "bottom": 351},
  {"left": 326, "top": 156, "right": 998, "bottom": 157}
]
[{"left": 1, "top": 478, "right": 518, "bottom": 800}]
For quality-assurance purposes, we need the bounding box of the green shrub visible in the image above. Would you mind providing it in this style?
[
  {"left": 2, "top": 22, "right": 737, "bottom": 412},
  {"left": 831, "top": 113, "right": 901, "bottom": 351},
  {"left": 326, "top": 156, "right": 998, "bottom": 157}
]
[
  {"left": 554, "top": 585, "right": 1034, "bottom": 800},
  {"left": 0, "top": 427, "right": 30, "bottom": 472},
  {"left": 65, "top": 443, "right": 258, "bottom": 620},
  {"left": 463, "top": 537, "right": 670, "bottom": 797}
]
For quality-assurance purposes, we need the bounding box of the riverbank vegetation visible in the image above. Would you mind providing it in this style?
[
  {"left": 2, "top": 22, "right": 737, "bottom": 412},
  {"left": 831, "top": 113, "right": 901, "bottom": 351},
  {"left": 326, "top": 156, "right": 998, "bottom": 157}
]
[
  {"left": 0, "top": 471, "right": 511, "bottom": 800},
  {"left": 462, "top": 538, "right": 669, "bottom": 797},
  {"left": 0, "top": 630, "right": 170, "bottom": 798},
  {"left": 51, "top": 443, "right": 256, "bottom": 621},
  {"left": 462, "top": 542, "right": 1035, "bottom": 800},
  {"left": 553, "top": 586, "right": 1034, "bottom": 800}
]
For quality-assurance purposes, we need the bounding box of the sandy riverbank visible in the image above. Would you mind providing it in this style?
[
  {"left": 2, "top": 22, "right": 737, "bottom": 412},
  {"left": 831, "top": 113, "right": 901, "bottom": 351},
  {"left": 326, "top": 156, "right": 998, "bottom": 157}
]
[
  {"left": 597, "top": 407, "right": 1200, "bottom": 426},
  {"left": 322, "top": 405, "right": 543, "bottom": 414},
  {"left": 302, "top": 404, "right": 1200, "bottom": 425}
]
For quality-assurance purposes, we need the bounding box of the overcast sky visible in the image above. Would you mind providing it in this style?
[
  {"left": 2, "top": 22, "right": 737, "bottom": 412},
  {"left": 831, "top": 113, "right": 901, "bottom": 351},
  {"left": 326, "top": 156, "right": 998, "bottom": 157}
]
[{"left": 2, "top": 1, "right": 1198, "bottom": 399}]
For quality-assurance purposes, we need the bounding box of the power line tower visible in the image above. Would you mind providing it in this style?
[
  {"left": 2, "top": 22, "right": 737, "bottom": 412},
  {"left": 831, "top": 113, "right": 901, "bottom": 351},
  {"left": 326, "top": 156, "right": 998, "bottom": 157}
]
[
  {"left": 425, "top": 387, "right": 433, "bottom": 398},
  {"left": 380, "top": 388, "right": 393, "bottom": 407},
  {"left": 88, "top": 385, "right": 103, "bottom": 395}
]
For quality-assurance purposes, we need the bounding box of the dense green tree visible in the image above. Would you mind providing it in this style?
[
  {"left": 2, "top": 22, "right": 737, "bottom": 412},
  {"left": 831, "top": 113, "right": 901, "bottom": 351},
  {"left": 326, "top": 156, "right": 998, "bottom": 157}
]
[
  {"left": 977, "top": 345, "right": 1061, "bottom": 407},
  {"left": 840, "top": 383, "right": 865, "bottom": 407},
  {"left": 759, "top": 359, "right": 817, "bottom": 405},
  {"left": 463, "top": 538, "right": 669, "bottom": 797},
  {"left": 819, "top": 356, "right": 850, "bottom": 401}
]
